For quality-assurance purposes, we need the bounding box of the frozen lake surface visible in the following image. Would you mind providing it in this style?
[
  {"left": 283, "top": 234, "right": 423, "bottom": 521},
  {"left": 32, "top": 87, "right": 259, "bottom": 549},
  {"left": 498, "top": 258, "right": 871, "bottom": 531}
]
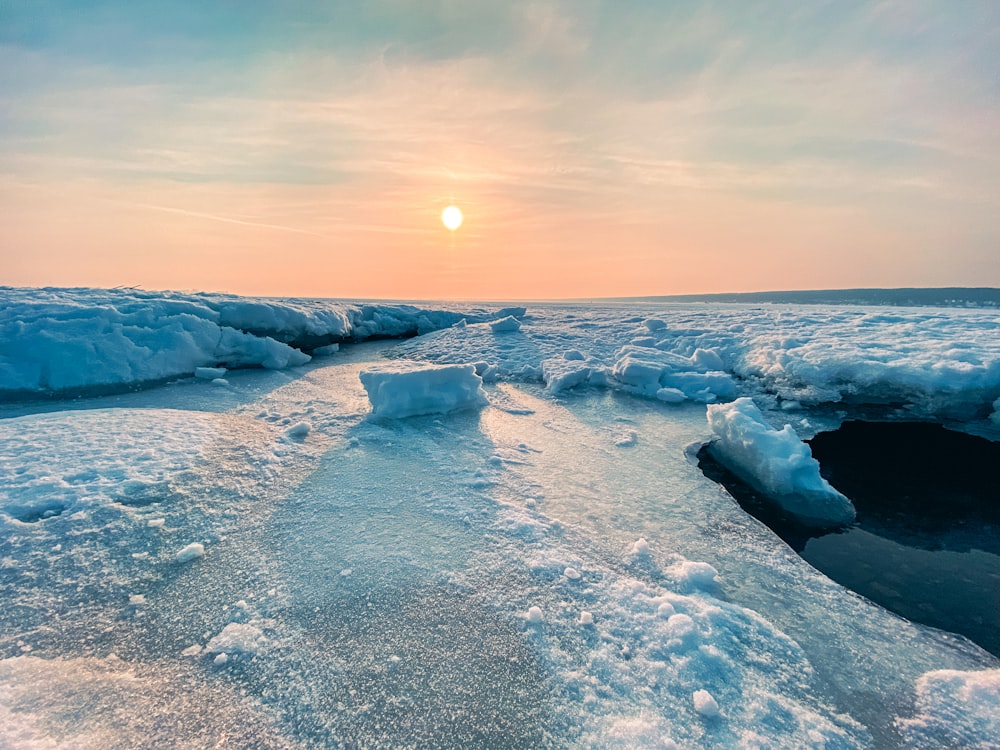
[{"left": 1, "top": 289, "right": 999, "bottom": 748}]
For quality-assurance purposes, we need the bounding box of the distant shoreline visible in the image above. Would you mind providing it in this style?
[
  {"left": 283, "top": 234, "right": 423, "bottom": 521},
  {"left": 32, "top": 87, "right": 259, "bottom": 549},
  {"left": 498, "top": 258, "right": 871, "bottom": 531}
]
[{"left": 597, "top": 287, "right": 1000, "bottom": 308}]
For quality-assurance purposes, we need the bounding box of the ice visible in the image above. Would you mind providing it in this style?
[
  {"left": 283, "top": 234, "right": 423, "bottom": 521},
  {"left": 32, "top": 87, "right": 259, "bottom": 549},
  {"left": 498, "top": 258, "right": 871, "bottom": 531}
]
[
  {"left": 283, "top": 421, "right": 311, "bottom": 440},
  {"left": 360, "top": 362, "right": 489, "bottom": 418},
  {"left": 693, "top": 689, "right": 721, "bottom": 718},
  {"left": 489, "top": 315, "right": 522, "bottom": 333},
  {"left": 706, "top": 398, "right": 856, "bottom": 528},
  {"left": 393, "top": 303, "right": 1000, "bottom": 420},
  {"left": 175, "top": 542, "right": 206, "bottom": 563},
  {"left": 205, "top": 622, "right": 267, "bottom": 657},
  {"left": 2, "top": 291, "right": 999, "bottom": 748},
  {"left": 195, "top": 366, "right": 227, "bottom": 379},
  {"left": 896, "top": 668, "right": 1000, "bottom": 748},
  {"left": 0, "top": 287, "right": 514, "bottom": 396}
]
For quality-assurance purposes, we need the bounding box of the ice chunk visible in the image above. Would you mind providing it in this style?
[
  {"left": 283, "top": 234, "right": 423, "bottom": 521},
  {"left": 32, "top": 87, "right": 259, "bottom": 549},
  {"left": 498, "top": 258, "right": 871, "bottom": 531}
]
[
  {"left": 896, "top": 668, "right": 1000, "bottom": 749},
  {"left": 693, "top": 689, "right": 720, "bottom": 718},
  {"left": 655, "top": 387, "right": 686, "bottom": 403},
  {"left": 526, "top": 606, "right": 543, "bottom": 624},
  {"left": 206, "top": 623, "right": 267, "bottom": 656},
  {"left": 490, "top": 316, "right": 522, "bottom": 333},
  {"left": 707, "top": 398, "right": 856, "bottom": 528},
  {"left": 579, "top": 611, "right": 594, "bottom": 626},
  {"left": 629, "top": 538, "right": 651, "bottom": 557},
  {"left": 360, "top": 362, "right": 488, "bottom": 419},
  {"left": 284, "top": 421, "right": 311, "bottom": 440},
  {"left": 542, "top": 356, "right": 592, "bottom": 394},
  {"left": 175, "top": 543, "right": 205, "bottom": 563}
]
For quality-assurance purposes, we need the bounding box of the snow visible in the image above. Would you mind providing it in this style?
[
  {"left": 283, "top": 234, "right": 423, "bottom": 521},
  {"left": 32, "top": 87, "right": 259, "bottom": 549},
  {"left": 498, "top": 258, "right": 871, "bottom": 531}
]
[
  {"left": 489, "top": 315, "right": 522, "bottom": 333},
  {"left": 1, "top": 289, "right": 998, "bottom": 749},
  {"left": 392, "top": 303, "right": 1000, "bottom": 420},
  {"left": 896, "top": 669, "right": 1000, "bottom": 749},
  {"left": 360, "top": 362, "right": 489, "bottom": 418},
  {"left": 706, "top": 398, "right": 857, "bottom": 528},
  {"left": 205, "top": 622, "right": 267, "bottom": 657},
  {"left": 175, "top": 542, "right": 206, "bottom": 563},
  {"left": 693, "top": 688, "right": 721, "bottom": 718},
  {"left": 0, "top": 287, "right": 515, "bottom": 396}
]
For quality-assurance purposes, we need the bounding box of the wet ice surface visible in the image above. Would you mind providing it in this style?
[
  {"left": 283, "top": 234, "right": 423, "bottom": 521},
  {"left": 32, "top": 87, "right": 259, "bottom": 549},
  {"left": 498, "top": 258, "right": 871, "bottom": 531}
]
[{"left": 2, "top": 301, "right": 1000, "bottom": 748}]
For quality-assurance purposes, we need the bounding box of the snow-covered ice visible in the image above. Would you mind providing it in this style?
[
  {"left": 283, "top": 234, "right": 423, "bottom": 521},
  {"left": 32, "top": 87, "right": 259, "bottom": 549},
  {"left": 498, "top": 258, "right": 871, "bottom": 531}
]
[
  {"left": 706, "top": 398, "right": 856, "bottom": 528},
  {"left": 360, "top": 362, "right": 489, "bottom": 418},
  {"left": 1, "top": 289, "right": 998, "bottom": 749}
]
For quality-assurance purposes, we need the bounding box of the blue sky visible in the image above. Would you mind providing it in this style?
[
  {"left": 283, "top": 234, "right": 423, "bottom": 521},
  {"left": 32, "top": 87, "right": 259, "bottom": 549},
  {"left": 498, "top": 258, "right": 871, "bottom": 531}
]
[{"left": 2, "top": 1, "right": 998, "bottom": 298}]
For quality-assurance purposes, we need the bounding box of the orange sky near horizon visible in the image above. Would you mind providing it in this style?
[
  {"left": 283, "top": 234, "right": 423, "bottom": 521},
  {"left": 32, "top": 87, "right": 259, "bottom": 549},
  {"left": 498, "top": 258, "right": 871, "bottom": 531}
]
[{"left": 3, "top": 2, "right": 998, "bottom": 300}]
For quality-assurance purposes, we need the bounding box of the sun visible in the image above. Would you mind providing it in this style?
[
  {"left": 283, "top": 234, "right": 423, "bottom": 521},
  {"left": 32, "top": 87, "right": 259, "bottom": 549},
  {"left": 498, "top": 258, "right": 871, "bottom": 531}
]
[{"left": 441, "top": 205, "right": 463, "bottom": 231}]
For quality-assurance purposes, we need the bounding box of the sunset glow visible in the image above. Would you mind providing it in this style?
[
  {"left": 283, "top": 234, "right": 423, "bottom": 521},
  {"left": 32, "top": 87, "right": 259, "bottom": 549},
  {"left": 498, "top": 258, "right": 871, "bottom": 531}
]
[
  {"left": 441, "top": 206, "right": 463, "bottom": 232},
  {"left": 2, "top": 3, "right": 998, "bottom": 299}
]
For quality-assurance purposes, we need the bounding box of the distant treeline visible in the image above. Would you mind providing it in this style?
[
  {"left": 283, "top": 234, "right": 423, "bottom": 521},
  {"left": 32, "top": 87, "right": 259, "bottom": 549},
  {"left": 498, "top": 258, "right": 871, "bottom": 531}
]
[{"left": 615, "top": 288, "right": 1000, "bottom": 308}]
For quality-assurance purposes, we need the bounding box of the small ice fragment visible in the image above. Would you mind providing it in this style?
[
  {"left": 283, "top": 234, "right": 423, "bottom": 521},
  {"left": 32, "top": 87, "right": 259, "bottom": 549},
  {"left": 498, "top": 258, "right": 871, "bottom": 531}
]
[
  {"left": 579, "top": 611, "right": 594, "bottom": 626},
  {"left": 128, "top": 594, "right": 146, "bottom": 606},
  {"left": 211, "top": 377, "right": 229, "bottom": 386},
  {"left": 630, "top": 538, "right": 650, "bottom": 556},
  {"left": 284, "top": 421, "right": 311, "bottom": 440},
  {"left": 195, "top": 366, "right": 227, "bottom": 380},
  {"left": 656, "top": 387, "right": 686, "bottom": 403},
  {"left": 526, "top": 606, "right": 543, "bottom": 624},
  {"left": 643, "top": 318, "right": 667, "bottom": 331},
  {"left": 693, "top": 689, "right": 720, "bottom": 718},
  {"left": 147, "top": 518, "right": 165, "bottom": 528},
  {"left": 563, "top": 349, "right": 586, "bottom": 361},
  {"left": 181, "top": 644, "right": 202, "bottom": 657},
  {"left": 388, "top": 654, "right": 401, "bottom": 663},
  {"left": 340, "top": 568, "right": 352, "bottom": 577},
  {"left": 563, "top": 567, "right": 582, "bottom": 580},
  {"left": 214, "top": 653, "right": 229, "bottom": 666},
  {"left": 490, "top": 315, "right": 522, "bottom": 333},
  {"left": 176, "top": 542, "right": 205, "bottom": 563}
]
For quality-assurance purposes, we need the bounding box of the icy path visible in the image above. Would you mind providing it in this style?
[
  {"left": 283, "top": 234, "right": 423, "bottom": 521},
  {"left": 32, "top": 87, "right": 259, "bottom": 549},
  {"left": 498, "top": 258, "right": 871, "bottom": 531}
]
[{"left": 1, "top": 340, "right": 997, "bottom": 748}]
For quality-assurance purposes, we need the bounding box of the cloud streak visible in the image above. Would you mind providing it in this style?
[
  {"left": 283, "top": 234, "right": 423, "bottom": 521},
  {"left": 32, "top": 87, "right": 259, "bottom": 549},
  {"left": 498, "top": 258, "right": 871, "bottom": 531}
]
[{"left": 2, "top": 0, "right": 999, "bottom": 297}]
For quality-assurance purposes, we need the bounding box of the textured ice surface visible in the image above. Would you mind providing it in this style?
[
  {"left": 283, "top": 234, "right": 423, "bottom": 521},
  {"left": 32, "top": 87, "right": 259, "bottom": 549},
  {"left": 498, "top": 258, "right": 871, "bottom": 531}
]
[
  {"left": 896, "top": 668, "right": 1000, "bottom": 749},
  {"left": 394, "top": 303, "right": 1000, "bottom": 419},
  {"left": 0, "top": 287, "right": 513, "bottom": 396},
  {"left": 1, "top": 295, "right": 998, "bottom": 749},
  {"left": 706, "top": 398, "right": 856, "bottom": 528},
  {"left": 360, "top": 362, "right": 489, "bottom": 419}
]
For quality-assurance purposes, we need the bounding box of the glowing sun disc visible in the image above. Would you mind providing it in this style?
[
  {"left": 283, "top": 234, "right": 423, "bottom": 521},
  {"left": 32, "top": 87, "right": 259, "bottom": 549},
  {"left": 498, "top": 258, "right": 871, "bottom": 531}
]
[{"left": 441, "top": 205, "right": 463, "bottom": 231}]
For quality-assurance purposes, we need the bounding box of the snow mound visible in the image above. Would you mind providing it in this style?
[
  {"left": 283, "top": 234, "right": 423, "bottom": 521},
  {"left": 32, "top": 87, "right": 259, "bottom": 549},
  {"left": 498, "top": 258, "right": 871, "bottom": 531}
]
[
  {"left": 611, "top": 345, "right": 737, "bottom": 403},
  {"left": 392, "top": 303, "right": 1000, "bottom": 420},
  {"left": 360, "top": 362, "right": 489, "bottom": 419},
  {"left": 0, "top": 287, "right": 515, "bottom": 396},
  {"left": 897, "top": 669, "right": 1000, "bottom": 749},
  {"left": 706, "top": 398, "right": 856, "bottom": 528}
]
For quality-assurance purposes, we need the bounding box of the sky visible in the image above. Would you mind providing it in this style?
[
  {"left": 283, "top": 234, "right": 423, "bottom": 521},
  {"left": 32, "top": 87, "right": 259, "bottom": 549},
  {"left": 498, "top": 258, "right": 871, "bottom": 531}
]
[{"left": 2, "top": 1, "right": 999, "bottom": 300}]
